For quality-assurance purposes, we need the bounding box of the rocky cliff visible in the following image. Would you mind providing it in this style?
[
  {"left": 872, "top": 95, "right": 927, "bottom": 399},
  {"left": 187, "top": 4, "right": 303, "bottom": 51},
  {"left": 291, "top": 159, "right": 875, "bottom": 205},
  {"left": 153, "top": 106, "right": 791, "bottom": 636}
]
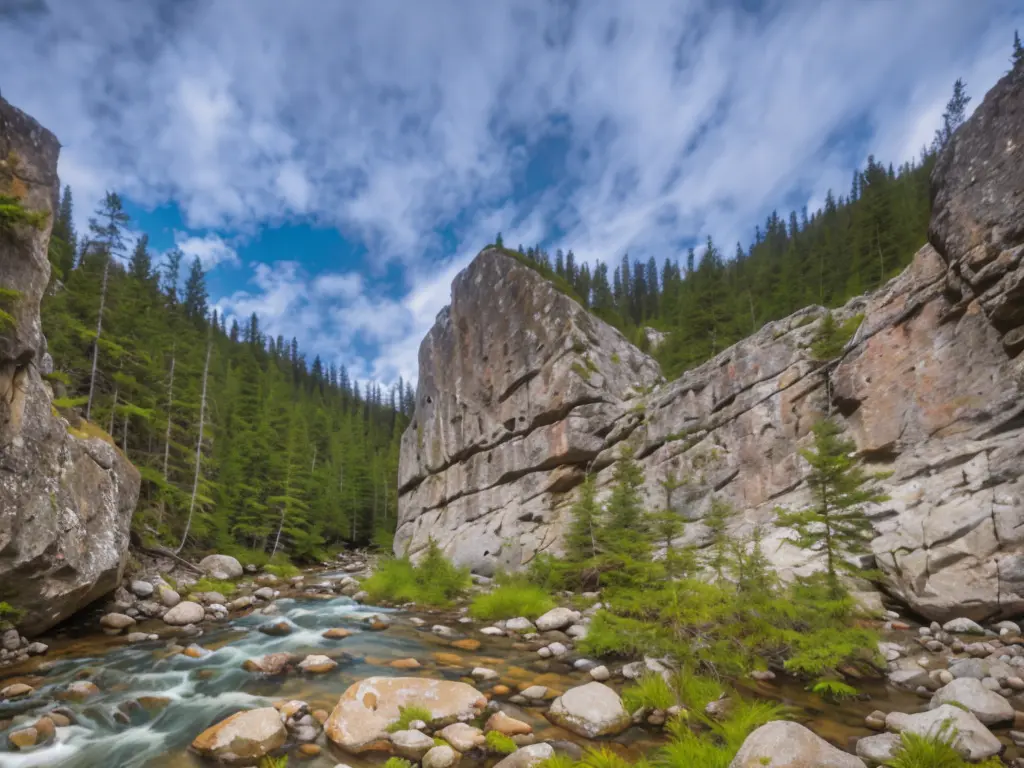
[
  {"left": 0, "top": 97, "right": 140, "bottom": 636},
  {"left": 397, "top": 62, "right": 1024, "bottom": 623}
]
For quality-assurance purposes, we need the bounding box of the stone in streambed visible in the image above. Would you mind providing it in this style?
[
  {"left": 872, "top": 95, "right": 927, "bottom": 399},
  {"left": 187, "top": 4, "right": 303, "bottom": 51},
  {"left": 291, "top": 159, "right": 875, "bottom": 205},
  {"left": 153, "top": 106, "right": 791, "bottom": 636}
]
[
  {"left": 191, "top": 707, "right": 286, "bottom": 764},
  {"left": 324, "top": 677, "right": 486, "bottom": 754},
  {"left": 423, "top": 744, "right": 461, "bottom": 768},
  {"left": 494, "top": 743, "right": 554, "bottom": 768},
  {"left": 163, "top": 601, "right": 205, "bottom": 625},
  {"left": 390, "top": 729, "right": 436, "bottom": 760},
  {"left": 198, "top": 554, "right": 243, "bottom": 579},
  {"left": 546, "top": 682, "right": 630, "bottom": 738},
  {"left": 929, "top": 677, "right": 1014, "bottom": 725},
  {"left": 323, "top": 627, "right": 353, "bottom": 639},
  {"left": 243, "top": 652, "right": 294, "bottom": 674},
  {"left": 885, "top": 705, "right": 1001, "bottom": 761},
  {"left": 299, "top": 654, "right": 337, "bottom": 674},
  {"left": 485, "top": 710, "right": 532, "bottom": 735},
  {"left": 438, "top": 723, "right": 485, "bottom": 752},
  {"left": 729, "top": 721, "right": 865, "bottom": 767}
]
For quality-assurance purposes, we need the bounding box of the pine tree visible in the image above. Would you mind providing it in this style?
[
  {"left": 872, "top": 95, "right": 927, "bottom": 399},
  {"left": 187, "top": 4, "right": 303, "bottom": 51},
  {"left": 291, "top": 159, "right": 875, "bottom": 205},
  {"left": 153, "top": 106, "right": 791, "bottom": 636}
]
[
  {"left": 932, "top": 79, "right": 971, "bottom": 151},
  {"left": 1013, "top": 31, "right": 1023, "bottom": 67},
  {"left": 775, "top": 420, "right": 889, "bottom": 597},
  {"left": 565, "top": 476, "right": 602, "bottom": 565},
  {"left": 162, "top": 248, "right": 184, "bottom": 302},
  {"left": 703, "top": 496, "right": 735, "bottom": 583},
  {"left": 128, "top": 234, "right": 153, "bottom": 282},
  {"left": 183, "top": 257, "right": 208, "bottom": 322}
]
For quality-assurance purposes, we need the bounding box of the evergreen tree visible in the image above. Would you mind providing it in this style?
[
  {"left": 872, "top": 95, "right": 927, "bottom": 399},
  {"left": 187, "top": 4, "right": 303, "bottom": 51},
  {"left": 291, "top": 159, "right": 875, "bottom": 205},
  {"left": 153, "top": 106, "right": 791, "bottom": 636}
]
[
  {"left": 162, "top": 248, "right": 184, "bottom": 302},
  {"left": 932, "top": 79, "right": 971, "bottom": 151},
  {"left": 565, "top": 476, "right": 602, "bottom": 565},
  {"left": 775, "top": 420, "right": 889, "bottom": 597},
  {"left": 703, "top": 497, "right": 735, "bottom": 583},
  {"left": 128, "top": 233, "right": 152, "bottom": 282},
  {"left": 1014, "top": 31, "right": 1023, "bottom": 67},
  {"left": 183, "top": 257, "right": 208, "bottom": 322}
]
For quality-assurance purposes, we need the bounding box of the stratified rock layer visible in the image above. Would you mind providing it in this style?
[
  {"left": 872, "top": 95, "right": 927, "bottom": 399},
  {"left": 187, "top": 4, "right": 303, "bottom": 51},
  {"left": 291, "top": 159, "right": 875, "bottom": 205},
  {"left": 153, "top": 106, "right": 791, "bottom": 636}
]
[
  {"left": 397, "top": 62, "right": 1024, "bottom": 622},
  {"left": 0, "top": 96, "right": 140, "bottom": 636}
]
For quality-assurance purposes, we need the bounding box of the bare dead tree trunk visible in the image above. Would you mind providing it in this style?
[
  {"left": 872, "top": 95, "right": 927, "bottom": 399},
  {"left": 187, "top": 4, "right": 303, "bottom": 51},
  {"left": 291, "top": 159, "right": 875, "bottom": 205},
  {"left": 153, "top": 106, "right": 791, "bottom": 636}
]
[
  {"left": 158, "top": 347, "right": 176, "bottom": 528},
  {"left": 175, "top": 338, "right": 211, "bottom": 555},
  {"left": 85, "top": 256, "right": 109, "bottom": 421},
  {"left": 108, "top": 386, "right": 118, "bottom": 435}
]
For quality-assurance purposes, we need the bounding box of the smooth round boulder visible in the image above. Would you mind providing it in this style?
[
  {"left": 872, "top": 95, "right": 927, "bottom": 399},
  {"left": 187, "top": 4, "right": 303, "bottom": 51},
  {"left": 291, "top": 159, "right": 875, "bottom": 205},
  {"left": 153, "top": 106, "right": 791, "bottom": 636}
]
[
  {"left": 438, "top": 723, "right": 485, "bottom": 752},
  {"left": 243, "top": 652, "right": 294, "bottom": 675},
  {"left": 729, "top": 721, "right": 866, "bottom": 767},
  {"left": 325, "top": 677, "right": 487, "bottom": 754},
  {"left": 494, "top": 743, "right": 554, "bottom": 768},
  {"left": 163, "top": 601, "right": 205, "bottom": 626},
  {"left": 535, "top": 607, "right": 580, "bottom": 632},
  {"left": 157, "top": 585, "right": 181, "bottom": 607},
  {"left": 191, "top": 707, "right": 286, "bottom": 764},
  {"left": 886, "top": 705, "right": 1001, "bottom": 761},
  {"left": 390, "top": 728, "right": 436, "bottom": 760},
  {"left": 929, "top": 677, "right": 1015, "bottom": 725},
  {"left": 545, "top": 682, "right": 630, "bottom": 738},
  {"left": 130, "top": 580, "right": 154, "bottom": 598},
  {"left": 100, "top": 612, "right": 136, "bottom": 631},
  {"left": 299, "top": 654, "right": 338, "bottom": 674},
  {"left": 855, "top": 733, "right": 901, "bottom": 764},
  {"left": 198, "top": 554, "right": 244, "bottom": 579},
  {"left": 423, "top": 744, "right": 460, "bottom": 768},
  {"left": 1, "top": 683, "right": 33, "bottom": 699}
]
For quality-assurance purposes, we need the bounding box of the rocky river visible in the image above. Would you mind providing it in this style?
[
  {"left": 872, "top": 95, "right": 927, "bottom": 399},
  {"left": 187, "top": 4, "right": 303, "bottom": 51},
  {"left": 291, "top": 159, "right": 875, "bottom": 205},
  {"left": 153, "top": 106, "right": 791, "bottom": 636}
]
[{"left": 4, "top": 554, "right": 1024, "bottom": 768}]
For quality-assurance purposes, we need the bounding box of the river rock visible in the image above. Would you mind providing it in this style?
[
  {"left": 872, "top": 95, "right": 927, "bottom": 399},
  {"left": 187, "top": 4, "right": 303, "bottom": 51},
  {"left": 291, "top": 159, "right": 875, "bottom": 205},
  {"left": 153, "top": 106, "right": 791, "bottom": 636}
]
[
  {"left": 855, "top": 733, "right": 901, "bottom": 764},
  {"left": 243, "top": 652, "right": 294, "bottom": 675},
  {"left": 423, "top": 744, "right": 460, "bottom": 768},
  {"left": 8, "top": 726, "right": 38, "bottom": 750},
  {"left": 494, "top": 743, "right": 554, "bottom": 768},
  {"left": 929, "top": 677, "right": 1015, "bottom": 725},
  {"left": 157, "top": 585, "right": 181, "bottom": 607},
  {"left": 0, "top": 97, "right": 141, "bottom": 638},
  {"left": 589, "top": 665, "right": 610, "bottom": 682},
  {"left": 886, "top": 705, "right": 1002, "bottom": 760},
  {"left": 535, "top": 607, "right": 579, "bottom": 632},
  {"left": 299, "top": 654, "right": 337, "bottom": 673},
  {"left": 325, "top": 677, "right": 487, "bottom": 754},
  {"left": 163, "top": 601, "right": 205, "bottom": 626},
  {"left": 942, "top": 618, "right": 985, "bottom": 635},
  {"left": 198, "top": 554, "right": 243, "bottom": 579},
  {"left": 1, "top": 629, "right": 21, "bottom": 651},
  {"left": 546, "top": 682, "right": 630, "bottom": 738},
  {"left": 391, "top": 729, "right": 436, "bottom": 760},
  {"left": 259, "top": 620, "right": 293, "bottom": 636},
  {"left": 191, "top": 707, "right": 286, "bottom": 764},
  {"left": 130, "top": 580, "right": 154, "bottom": 598},
  {"left": 486, "top": 710, "right": 532, "bottom": 736},
  {"left": 100, "top": 612, "right": 136, "bottom": 632},
  {"left": 730, "top": 721, "right": 865, "bottom": 767},
  {"left": 1, "top": 683, "right": 33, "bottom": 699},
  {"left": 61, "top": 681, "right": 99, "bottom": 701},
  {"left": 438, "top": 723, "right": 485, "bottom": 751},
  {"left": 323, "top": 628, "right": 353, "bottom": 639},
  {"left": 394, "top": 62, "right": 1024, "bottom": 623},
  {"left": 254, "top": 587, "right": 275, "bottom": 601}
]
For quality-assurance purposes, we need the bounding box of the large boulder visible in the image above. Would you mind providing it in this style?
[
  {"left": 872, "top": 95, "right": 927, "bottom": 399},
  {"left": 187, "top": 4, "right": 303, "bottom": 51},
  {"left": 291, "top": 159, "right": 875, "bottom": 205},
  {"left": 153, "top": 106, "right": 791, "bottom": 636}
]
[
  {"left": 198, "top": 554, "right": 243, "bottom": 579},
  {"left": 928, "top": 677, "right": 1015, "bottom": 725},
  {"left": 324, "top": 677, "right": 487, "bottom": 754},
  {"left": 162, "top": 601, "right": 205, "bottom": 626},
  {"left": 545, "top": 682, "right": 631, "bottom": 738},
  {"left": 729, "top": 721, "right": 865, "bottom": 768},
  {"left": 0, "top": 102, "right": 140, "bottom": 637},
  {"left": 886, "top": 704, "right": 1002, "bottom": 761},
  {"left": 190, "top": 707, "right": 286, "bottom": 764},
  {"left": 394, "top": 63, "right": 1024, "bottom": 622}
]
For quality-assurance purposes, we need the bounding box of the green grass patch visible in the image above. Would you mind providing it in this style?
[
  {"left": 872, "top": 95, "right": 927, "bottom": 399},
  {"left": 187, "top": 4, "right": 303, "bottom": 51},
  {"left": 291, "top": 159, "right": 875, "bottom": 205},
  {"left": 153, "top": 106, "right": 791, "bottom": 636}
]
[
  {"left": 622, "top": 673, "right": 676, "bottom": 712},
  {"left": 362, "top": 538, "right": 470, "bottom": 607},
  {"left": 485, "top": 731, "right": 518, "bottom": 754},
  {"left": 265, "top": 563, "right": 301, "bottom": 579},
  {"left": 469, "top": 578, "right": 555, "bottom": 620},
  {"left": 189, "top": 577, "right": 237, "bottom": 596},
  {"left": 386, "top": 705, "right": 433, "bottom": 733}
]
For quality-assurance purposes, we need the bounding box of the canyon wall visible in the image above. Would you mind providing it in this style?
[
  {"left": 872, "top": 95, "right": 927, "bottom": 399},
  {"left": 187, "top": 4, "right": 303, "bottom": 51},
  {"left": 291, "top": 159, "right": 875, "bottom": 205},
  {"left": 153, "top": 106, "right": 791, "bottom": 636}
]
[
  {"left": 0, "top": 97, "right": 140, "bottom": 636},
  {"left": 397, "top": 62, "right": 1024, "bottom": 622}
]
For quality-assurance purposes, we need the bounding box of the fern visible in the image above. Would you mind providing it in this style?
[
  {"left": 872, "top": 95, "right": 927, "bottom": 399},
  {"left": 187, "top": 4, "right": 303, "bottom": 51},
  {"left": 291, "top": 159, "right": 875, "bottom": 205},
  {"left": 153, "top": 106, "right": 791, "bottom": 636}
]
[
  {"left": 810, "top": 678, "right": 858, "bottom": 701},
  {"left": 887, "top": 719, "right": 1003, "bottom": 768}
]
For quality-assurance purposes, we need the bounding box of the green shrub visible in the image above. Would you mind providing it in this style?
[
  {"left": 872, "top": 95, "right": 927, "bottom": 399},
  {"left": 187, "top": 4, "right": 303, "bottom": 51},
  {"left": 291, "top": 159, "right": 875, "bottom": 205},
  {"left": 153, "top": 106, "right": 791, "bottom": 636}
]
[
  {"left": 265, "top": 563, "right": 301, "bottom": 579},
  {"left": 485, "top": 731, "right": 518, "bottom": 755},
  {"left": 189, "top": 577, "right": 237, "bottom": 596},
  {"left": 622, "top": 673, "right": 676, "bottom": 712},
  {"left": 362, "top": 538, "right": 469, "bottom": 607},
  {"left": 809, "top": 678, "right": 858, "bottom": 701},
  {"left": 469, "top": 578, "right": 555, "bottom": 620},
  {"left": 386, "top": 705, "right": 433, "bottom": 733}
]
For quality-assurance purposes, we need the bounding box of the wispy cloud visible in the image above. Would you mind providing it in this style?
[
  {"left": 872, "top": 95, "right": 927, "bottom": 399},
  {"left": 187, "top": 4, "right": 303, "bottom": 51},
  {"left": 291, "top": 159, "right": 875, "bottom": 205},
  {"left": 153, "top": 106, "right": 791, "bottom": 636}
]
[
  {"left": 174, "top": 232, "right": 240, "bottom": 269},
  {"left": 1, "top": 0, "right": 1019, "bottom": 384}
]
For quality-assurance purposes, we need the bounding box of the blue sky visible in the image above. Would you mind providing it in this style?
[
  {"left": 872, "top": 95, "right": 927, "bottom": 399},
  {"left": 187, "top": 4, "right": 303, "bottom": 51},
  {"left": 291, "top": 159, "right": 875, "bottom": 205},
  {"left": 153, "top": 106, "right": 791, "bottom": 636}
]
[{"left": 1, "top": 0, "right": 1020, "bottom": 385}]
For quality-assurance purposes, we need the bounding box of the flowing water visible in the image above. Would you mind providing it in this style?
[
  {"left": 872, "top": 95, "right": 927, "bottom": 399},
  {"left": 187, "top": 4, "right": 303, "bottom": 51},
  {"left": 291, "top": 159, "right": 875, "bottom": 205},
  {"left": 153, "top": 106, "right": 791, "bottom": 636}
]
[{"left": 0, "top": 572, "right": 978, "bottom": 768}]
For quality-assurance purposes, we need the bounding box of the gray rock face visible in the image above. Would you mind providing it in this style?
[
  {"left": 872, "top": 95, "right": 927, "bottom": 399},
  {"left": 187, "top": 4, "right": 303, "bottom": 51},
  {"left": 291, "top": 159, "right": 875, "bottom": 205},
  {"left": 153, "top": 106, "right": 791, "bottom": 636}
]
[
  {"left": 0, "top": 97, "right": 141, "bottom": 637},
  {"left": 396, "top": 63, "right": 1024, "bottom": 622}
]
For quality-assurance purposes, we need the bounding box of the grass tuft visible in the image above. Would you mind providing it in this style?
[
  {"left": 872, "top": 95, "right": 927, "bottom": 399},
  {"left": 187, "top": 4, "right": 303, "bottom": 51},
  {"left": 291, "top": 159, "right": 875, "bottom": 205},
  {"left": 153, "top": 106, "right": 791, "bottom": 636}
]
[
  {"left": 622, "top": 673, "right": 676, "bottom": 712},
  {"left": 386, "top": 705, "right": 433, "bottom": 733},
  {"left": 362, "top": 538, "right": 470, "bottom": 607},
  {"left": 485, "top": 731, "right": 518, "bottom": 755},
  {"left": 469, "top": 576, "right": 555, "bottom": 620}
]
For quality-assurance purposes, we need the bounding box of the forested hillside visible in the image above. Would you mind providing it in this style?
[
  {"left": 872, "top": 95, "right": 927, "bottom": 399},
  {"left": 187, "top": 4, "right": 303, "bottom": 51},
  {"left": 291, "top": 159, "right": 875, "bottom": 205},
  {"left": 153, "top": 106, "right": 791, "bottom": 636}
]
[
  {"left": 506, "top": 81, "right": 971, "bottom": 379},
  {"left": 41, "top": 194, "right": 411, "bottom": 564}
]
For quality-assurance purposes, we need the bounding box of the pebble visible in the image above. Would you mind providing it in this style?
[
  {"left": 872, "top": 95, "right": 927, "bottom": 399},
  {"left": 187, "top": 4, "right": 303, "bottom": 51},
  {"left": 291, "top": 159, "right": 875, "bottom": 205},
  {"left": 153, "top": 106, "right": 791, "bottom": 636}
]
[
  {"left": 590, "top": 665, "right": 610, "bottom": 682},
  {"left": 473, "top": 667, "right": 499, "bottom": 680},
  {"left": 1, "top": 683, "right": 33, "bottom": 699}
]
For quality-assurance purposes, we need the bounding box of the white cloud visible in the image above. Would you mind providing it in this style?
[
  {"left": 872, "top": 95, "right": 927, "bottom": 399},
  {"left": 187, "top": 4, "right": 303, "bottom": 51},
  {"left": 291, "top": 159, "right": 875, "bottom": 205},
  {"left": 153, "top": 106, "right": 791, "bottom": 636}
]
[
  {"left": 1, "top": 0, "right": 1020, "bottom": 383},
  {"left": 174, "top": 232, "right": 240, "bottom": 269}
]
